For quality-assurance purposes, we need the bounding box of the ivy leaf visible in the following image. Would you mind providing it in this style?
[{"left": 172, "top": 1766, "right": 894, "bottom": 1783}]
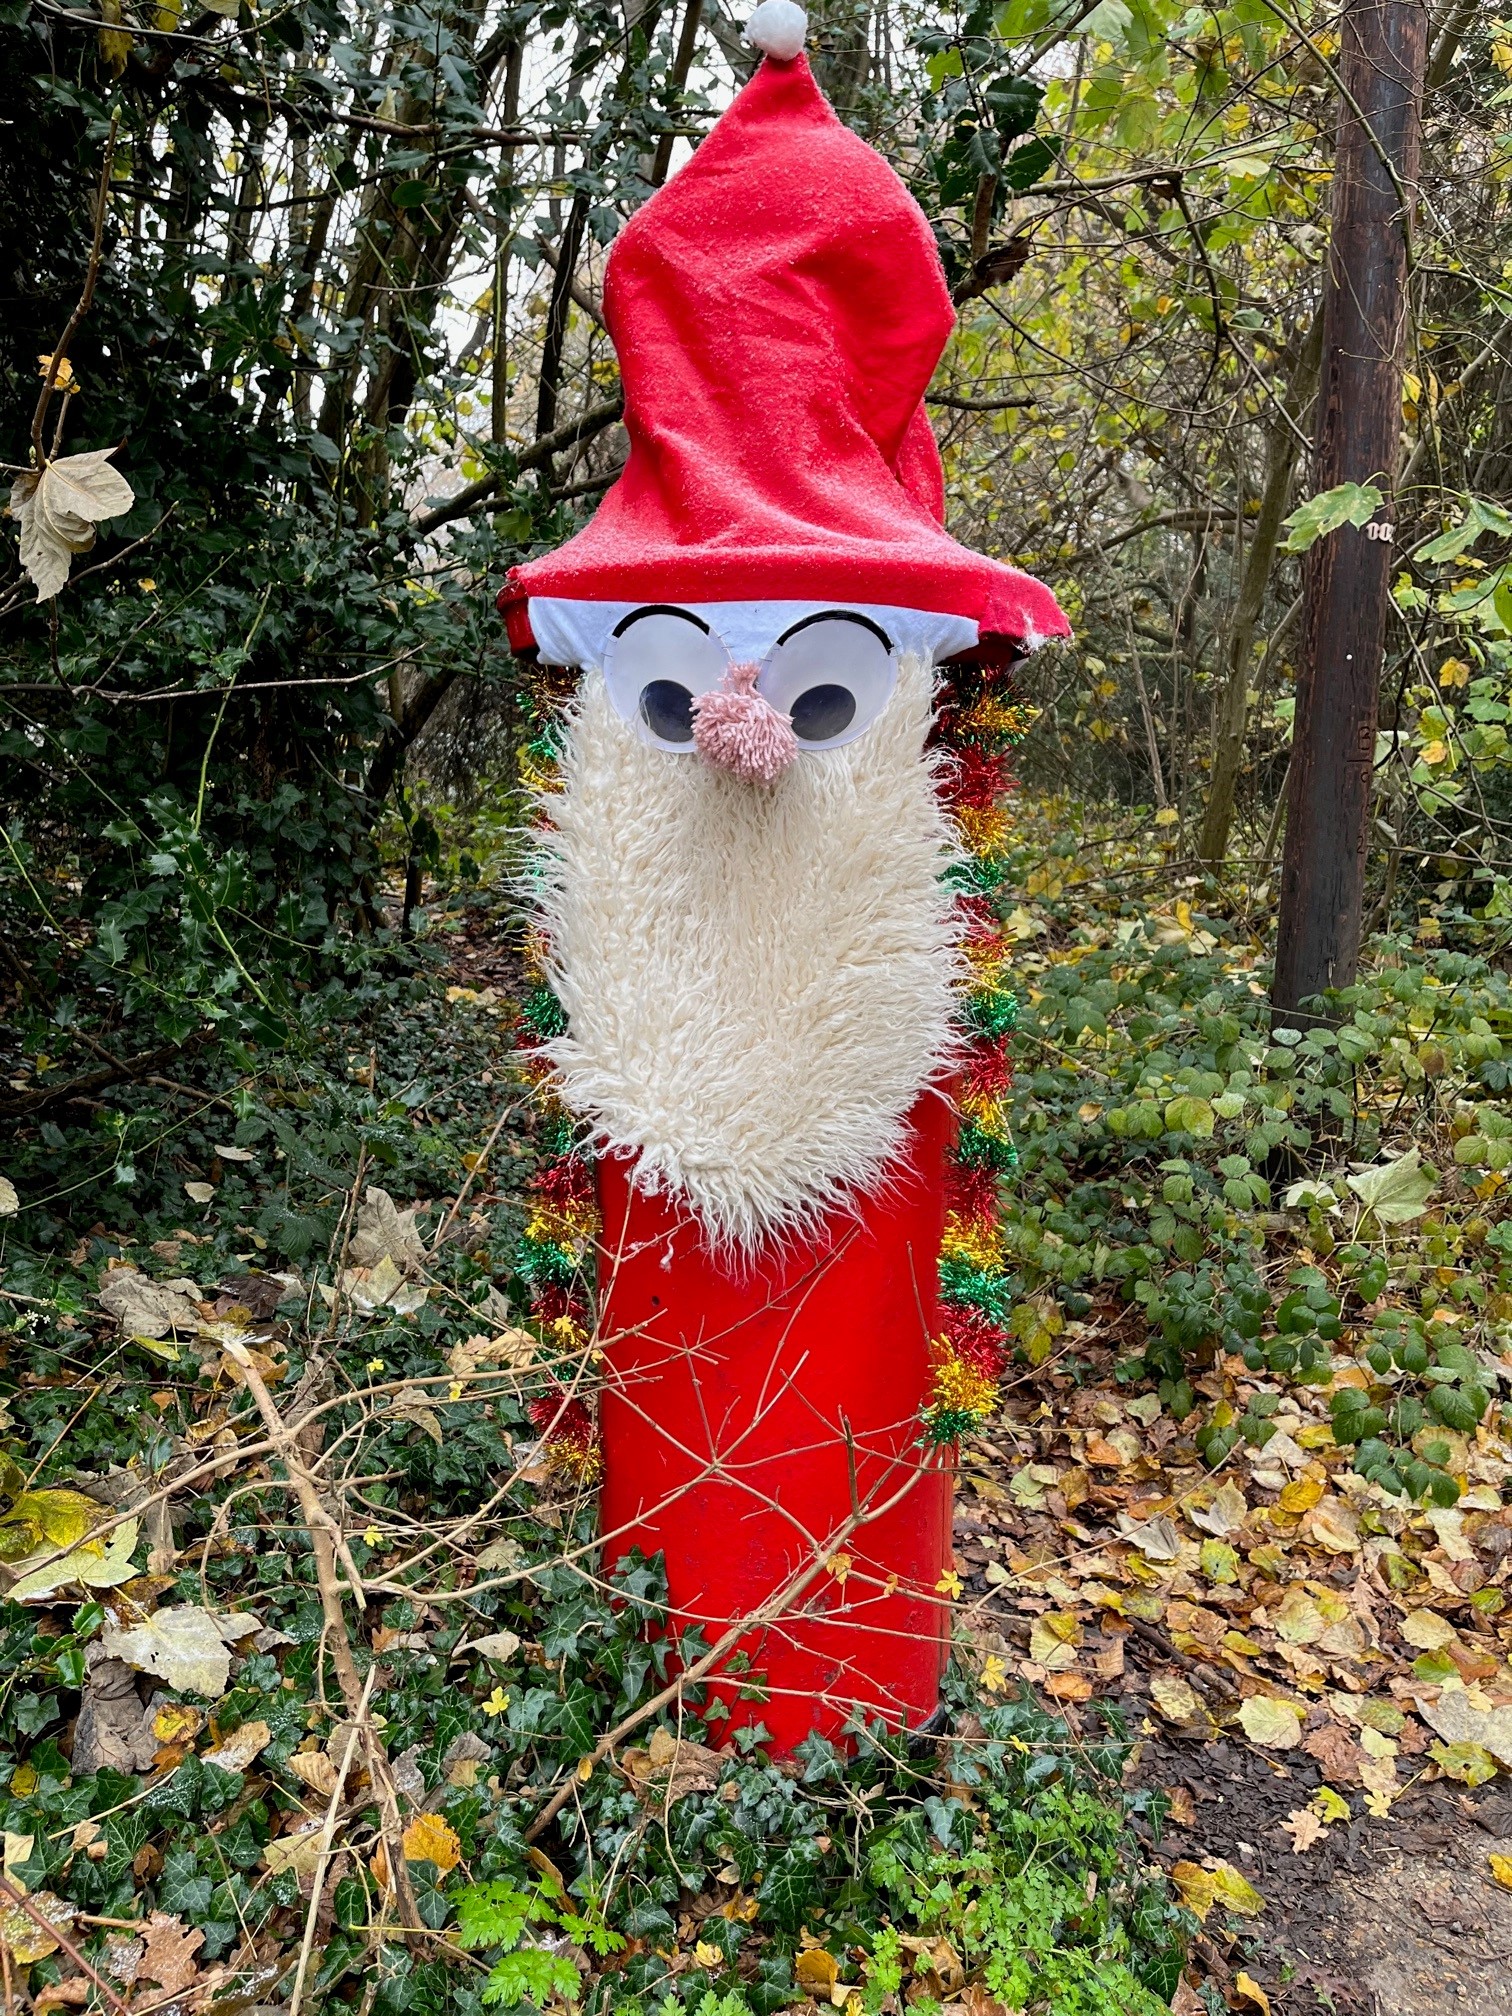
[
  {"left": 1281, "top": 481, "right": 1385, "bottom": 552},
  {"left": 757, "top": 1838, "right": 822, "bottom": 1933}
]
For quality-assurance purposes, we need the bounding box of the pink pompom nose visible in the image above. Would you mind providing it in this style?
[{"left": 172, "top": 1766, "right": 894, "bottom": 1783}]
[{"left": 691, "top": 661, "right": 798, "bottom": 784}]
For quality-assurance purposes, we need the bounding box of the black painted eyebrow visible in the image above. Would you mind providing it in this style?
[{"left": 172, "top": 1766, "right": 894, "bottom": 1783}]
[
  {"left": 774, "top": 609, "right": 893, "bottom": 652},
  {"left": 612, "top": 605, "right": 711, "bottom": 637}
]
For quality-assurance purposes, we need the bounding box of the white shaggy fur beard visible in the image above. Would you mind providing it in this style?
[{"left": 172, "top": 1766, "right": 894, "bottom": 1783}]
[{"left": 531, "top": 654, "right": 965, "bottom": 1254}]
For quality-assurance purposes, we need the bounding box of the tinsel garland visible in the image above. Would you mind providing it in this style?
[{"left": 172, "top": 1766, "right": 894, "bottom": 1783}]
[
  {"left": 921, "top": 664, "right": 1031, "bottom": 1446},
  {"left": 506, "top": 658, "right": 1032, "bottom": 1472},
  {"left": 509, "top": 666, "right": 604, "bottom": 1483}
]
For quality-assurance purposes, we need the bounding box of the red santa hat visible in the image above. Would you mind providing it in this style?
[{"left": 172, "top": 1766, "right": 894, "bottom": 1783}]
[{"left": 499, "top": 1, "right": 1068, "bottom": 669}]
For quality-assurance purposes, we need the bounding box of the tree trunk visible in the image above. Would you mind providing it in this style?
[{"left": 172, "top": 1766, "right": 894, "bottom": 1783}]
[
  {"left": 1271, "top": 0, "right": 1426, "bottom": 1022},
  {"left": 1197, "top": 316, "right": 1321, "bottom": 866}
]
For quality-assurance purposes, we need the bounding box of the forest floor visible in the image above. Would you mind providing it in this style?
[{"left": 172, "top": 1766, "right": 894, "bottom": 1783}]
[{"left": 4, "top": 799, "right": 1512, "bottom": 2014}]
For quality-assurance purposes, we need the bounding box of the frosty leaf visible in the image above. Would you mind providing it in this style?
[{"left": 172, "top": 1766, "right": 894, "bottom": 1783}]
[
  {"left": 184, "top": 1180, "right": 216, "bottom": 1204},
  {"left": 137, "top": 1911, "right": 204, "bottom": 1992},
  {"left": 97, "top": 1267, "right": 203, "bottom": 1338},
  {"left": 1346, "top": 1147, "right": 1437, "bottom": 1224},
  {"left": 7, "top": 1514, "right": 139, "bottom": 1601},
  {"left": 348, "top": 1186, "right": 427, "bottom": 1270},
  {"left": 212, "top": 1143, "right": 257, "bottom": 1161},
  {"left": 8, "top": 448, "right": 135, "bottom": 602},
  {"left": 0, "top": 1889, "right": 78, "bottom": 1964},
  {"left": 100, "top": 1603, "right": 235, "bottom": 1698},
  {"left": 0, "top": 1177, "right": 17, "bottom": 1217},
  {"left": 1239, "top": 1695, "right": 1304, "bottom": 1748}
]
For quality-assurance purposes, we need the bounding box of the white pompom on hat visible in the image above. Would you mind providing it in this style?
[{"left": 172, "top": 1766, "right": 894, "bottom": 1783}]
[{"left": 744, "top": 0, "right": 807, "bottom": 60}]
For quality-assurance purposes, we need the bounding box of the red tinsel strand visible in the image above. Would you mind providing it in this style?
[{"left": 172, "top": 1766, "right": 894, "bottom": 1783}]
[
  {"left": 939, "top": 1302, "right": 1010, "bottom": 1378},
  {"left": 527, "top": 1282, "right": 592, "bottom": 1330},
  {"left": 527, "top": 1391, "right": 596, "bottom": 1450},
  {"left": 945, "top": 1158, "right": 1000, "bottom": 1230},
  {"left": 940, "top": 745, "right": 1012, "bottom": 812},
  {"left": 960, "top": 1033, "right": 1014, "bottom": 1103},
  {"left": 530, "top": 1157, "right": 595, "bottom": 1208}
]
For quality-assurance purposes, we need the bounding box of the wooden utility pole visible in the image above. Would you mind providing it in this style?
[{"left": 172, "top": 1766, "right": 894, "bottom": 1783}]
[{"left": 1270, "top": 0, "right": 1426, "bottom": 1021}]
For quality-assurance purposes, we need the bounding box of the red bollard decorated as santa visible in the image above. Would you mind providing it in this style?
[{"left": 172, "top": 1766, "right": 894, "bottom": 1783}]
[{"left": 502, "top": 0, "right": 1068, "bottom": 1753}]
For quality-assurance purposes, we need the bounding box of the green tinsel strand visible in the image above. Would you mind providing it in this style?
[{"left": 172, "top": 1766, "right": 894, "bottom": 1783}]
[
  {"left": 514, "top": 1235, "right": 580, "bottom": 1293},
  {"left": 943, "top": 854, "right": 1009, "bottom": 896},
  {"left": 938, "top": 1254, "right": 1013, "bottom": 1321},
  {"left": 956, "top": 1116, "right": 1017, "bottom": 1173},
  {"left": 524, "top": 728, "right": 562, "bottom": 771},
  {"left": 536, "top": 1113, "right": 579, "bottom": 1160},
  {"left": 521, "top": 987, "right": 568, "bottom": 1040},
  {"left": 965, "top": 986, "right": 1019, "bottom": 1040},
  {"left": 922, "top": 1406, "right": 981, "bottom": 1447}
]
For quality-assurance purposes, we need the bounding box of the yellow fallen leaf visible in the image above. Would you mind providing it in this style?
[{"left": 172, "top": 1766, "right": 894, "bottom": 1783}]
[
  {"left": 1209, "top": 1860, "right": 1265, "bottom": 1917},
  {"left": 1151, "top": 1674, "right": 1206, "bottom": 1728},
  {"left": 1240, "top": 1695, "right": 1304, "bottom": 1749},
  {"left": 401, "top": 1812, "right": 462, "bottom": 1874},
  {"left": 694, "top": 1940, "right": 723, "bottom": 1969},
  {"left": 1234, "top": 1971, "right": 1271, "bottom": 2014},
  {"left": 1400, "top": 1608, "right": 1456, "bottom": 1650},
  {"left": 1490, "top": 1853, "right": 1512, "bottom": 1891},
  {"left": 1029, "top": 1611, "right": 1082, "bottom": 1670},
  {"left": 796, "top": 1948, "right": 840, "bottom": 1994},
  {"left": 1277, "top": 1475, "right": 1323, "bottom": 1514},
  {"left": 1171, "top": 1861, "right": 1215, "bottom": 1920},
  {"left": 1307, "top": 1498, "right": 1361, "bottom": 1553}
]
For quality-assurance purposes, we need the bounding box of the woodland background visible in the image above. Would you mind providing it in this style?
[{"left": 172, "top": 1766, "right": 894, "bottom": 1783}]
[{"left": 6, "top": 0, "right": 1512, "bottom": 2012}]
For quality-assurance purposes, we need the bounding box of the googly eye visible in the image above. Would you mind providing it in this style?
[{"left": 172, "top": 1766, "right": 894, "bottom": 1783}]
[
  {"left": 603, "top": 607, "right": 728, "bottom": 752},
  {"left": 758, "top": 612, "right": 896, "bottom": 750}
]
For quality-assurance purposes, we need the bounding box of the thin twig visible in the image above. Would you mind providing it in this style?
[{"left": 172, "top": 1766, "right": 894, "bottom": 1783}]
[
  {"left": 32, "top": 113, "right": 119, "bottom": 466},
  {"left": 287, "top": 1664, "right": 376, "bottom": 2016}
]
